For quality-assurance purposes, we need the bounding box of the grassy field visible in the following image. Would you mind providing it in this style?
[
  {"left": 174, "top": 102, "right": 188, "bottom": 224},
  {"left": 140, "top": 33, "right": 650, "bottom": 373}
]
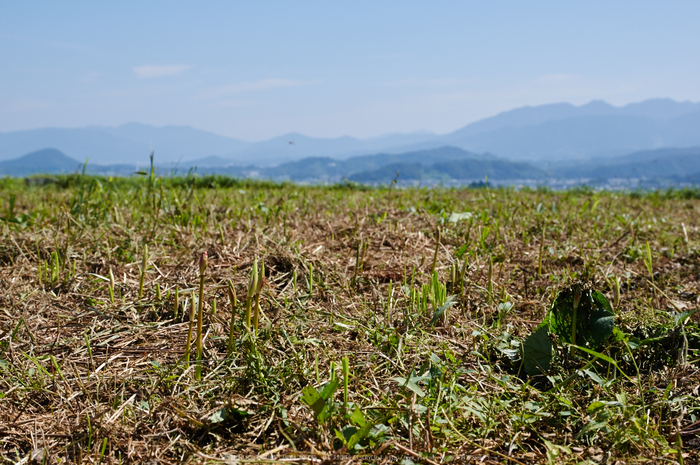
[{"left": 1, "top": 173, "right": 700, "bottom": 464}]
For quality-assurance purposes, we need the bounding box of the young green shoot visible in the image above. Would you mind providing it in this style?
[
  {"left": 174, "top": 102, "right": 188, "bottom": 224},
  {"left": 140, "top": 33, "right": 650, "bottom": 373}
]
[
  {"left": 342, "top": 355, "right": 349, "bottom": 410},
  {"left": 308, "top": 262, "right": 314, "bottom": 295},
  {"left": 245, "top": 259, "right": 259, "bottom": 331},
  {"left": 643, "top": 241, "right": 654, "bottom": 284}
]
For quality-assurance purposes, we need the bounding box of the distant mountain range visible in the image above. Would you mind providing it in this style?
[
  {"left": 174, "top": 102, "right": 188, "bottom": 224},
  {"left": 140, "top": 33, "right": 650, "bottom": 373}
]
[
  {"left": 1, "top": 146, "right": 546, "bottom": 182},
  {"left": 3, "top": 98, "right": 700, "bottom": 166},
  {"left": 557, "top": 147, "right": 700, "bottom": 179},
  {"left": 5, "top": 145, "right": 700, "bottom": 186}
]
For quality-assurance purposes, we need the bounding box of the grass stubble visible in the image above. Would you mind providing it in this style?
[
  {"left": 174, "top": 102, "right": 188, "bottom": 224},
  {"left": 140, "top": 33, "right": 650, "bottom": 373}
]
[{"left": 0, "top": 174, "right": 700, "bottom": 463}]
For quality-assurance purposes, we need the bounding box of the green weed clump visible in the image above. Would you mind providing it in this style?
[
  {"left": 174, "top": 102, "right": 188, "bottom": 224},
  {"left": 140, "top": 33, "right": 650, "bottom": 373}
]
[{"left": 0, "top": 174, "right": 699, "bottom": 463}]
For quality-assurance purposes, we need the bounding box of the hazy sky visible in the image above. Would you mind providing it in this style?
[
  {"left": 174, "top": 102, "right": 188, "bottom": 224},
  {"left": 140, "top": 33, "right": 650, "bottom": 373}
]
[{"left": 2, "top": 1, "right": 699, "bottom": 140}]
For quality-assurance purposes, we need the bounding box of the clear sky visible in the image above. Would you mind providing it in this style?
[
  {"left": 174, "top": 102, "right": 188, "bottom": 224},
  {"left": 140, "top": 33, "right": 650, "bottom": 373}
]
[{"left": 2, "top": 1, "right": 699, "bottom": 141}]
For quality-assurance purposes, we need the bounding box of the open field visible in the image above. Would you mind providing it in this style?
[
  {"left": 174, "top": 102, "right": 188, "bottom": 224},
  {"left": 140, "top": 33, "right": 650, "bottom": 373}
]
[{"left": 1, "top": 174, "right": 700, "bottom": 464}]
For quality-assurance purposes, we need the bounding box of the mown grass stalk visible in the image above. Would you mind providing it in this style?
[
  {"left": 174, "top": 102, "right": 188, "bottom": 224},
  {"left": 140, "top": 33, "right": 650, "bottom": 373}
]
[
  {"left": 227, "top": 279, "right": 237, "bottom": 356},
  {"left": 173, "top": 287, "right": 180, "bottom": 320},
  {"left": 537, "top": 227, "right": 545, "bottom": 277},
  {"left": 431, "top": 225, "right": 441, "bottom": 274},
  {"left": 245, "top": 259, "right": 259, "bottom": 331},
  {"left": 253, "top": 261, "right": 264, "bottom": 333},
  {"left": 571, "top": 286, "right": 582, "bottom": 356},
  {"left": 185, "top": 295, "right": 195, "bottom": 364},
  {"left": 138, "top": 244, "right": 148, "bottom": 299},
  {"left": 195, "top": 251, "right": 208, "bottom": 379},
  {"left": 108, "top": 268, "right": 115, "bottom": 304}
]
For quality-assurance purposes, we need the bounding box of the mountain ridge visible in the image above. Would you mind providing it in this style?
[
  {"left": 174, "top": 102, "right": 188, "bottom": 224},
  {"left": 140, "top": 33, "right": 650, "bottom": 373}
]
[{"left": 3, "top": 98, "right": 700, "bottom": 165}]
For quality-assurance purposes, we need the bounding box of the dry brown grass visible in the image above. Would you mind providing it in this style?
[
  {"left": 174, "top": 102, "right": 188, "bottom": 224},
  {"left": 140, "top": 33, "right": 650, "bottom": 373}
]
[{"left": 1, "top": 177, "right": 700, "bottom": 464}]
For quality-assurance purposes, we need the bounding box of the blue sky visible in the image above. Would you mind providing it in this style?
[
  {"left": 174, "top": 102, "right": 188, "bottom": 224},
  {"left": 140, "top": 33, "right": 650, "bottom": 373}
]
[{"left": 2, "top": 1, "right": 699, "bottom": 140}]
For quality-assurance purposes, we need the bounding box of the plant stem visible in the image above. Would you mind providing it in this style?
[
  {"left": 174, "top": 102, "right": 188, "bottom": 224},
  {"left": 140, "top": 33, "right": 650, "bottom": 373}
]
[
  {"left": 227, "top": 280, "right": 237, "bottom": 356},
  {"left": 571, "top": 286, "right": 582, "bottom": 356},
  {"left": 195, "top": 251, "right": 207, "bottom": 379},
  {"left": 185, "top": 295, "right": 195, "bottom": 364},
  {"left": 431, "top": 225, "right": 441, "bottom": 274},
  {"left": 138, "top": 244, "right": 148, "bottom": 299}
]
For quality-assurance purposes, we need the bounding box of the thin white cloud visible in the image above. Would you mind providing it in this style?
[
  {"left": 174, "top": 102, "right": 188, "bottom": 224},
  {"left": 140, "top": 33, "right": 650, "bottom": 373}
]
[
  {"left": 133, "top": 64, "right": 190, "bottom": 78},
  {"left": 202, "top": 78, "right": 319, "bottom": 98}
]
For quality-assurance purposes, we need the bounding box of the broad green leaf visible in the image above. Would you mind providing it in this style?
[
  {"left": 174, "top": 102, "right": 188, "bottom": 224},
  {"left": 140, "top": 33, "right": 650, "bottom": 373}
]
[
  {"left": 351, "top": 406, "right": 366, "bottom": 427},
  {"left": 347, "top": 422, "right": 373, "bottom": 449},
  {"left": 587, "top": 401, "right": 606, "bottom": 413},
  {"left": 547, "top": 286, "right": 615, "bottom": 350},
  {"left": 674, "top": 309, "right": 697, "bottom": 326},
  {"left": 522, "top": 325, "right": 553, "bottom": 375},
  {"left": 319, "top": 379, "right": 340, "bottom": 401},
  {"left": 301, "top": 386, "right": 326, "bottom": 418},
  {"left": 339, "top": 425, "right": 357, "bottom": 441}
]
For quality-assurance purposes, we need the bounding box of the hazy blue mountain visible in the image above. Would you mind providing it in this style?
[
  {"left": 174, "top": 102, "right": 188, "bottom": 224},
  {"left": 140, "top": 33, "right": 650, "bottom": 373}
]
[
  {"left": 0, "top": 148, "right": 83, "bottom": 176},
  {"left": 4, "top": 98, "right": 700, "bottom": 167},
  {"left": 229, "top": 131, "right": 440, "bottom": 165},
  {"left": 4, "top": 144, "right": 699, "bottom": 186},
  {"left": 348, "top": 163, "right": 445, "bottom": 183},
  {"left": 236, "top": 133, "right": 365, "bottom": 166},
  {"left": 432, "top": 158, "right": 546, "bottom": 179},
  {"left": 451, "top": 115, "right": 665, "bottom": 160},
  {"left": 0, "top": 124, "right": 249, "bottom": 165},
  {"left": 442, "top": 111, "right": 700, "bottom": 161},
  {"left": 348, "top": 145, "right": 494, "bottom": 167},
  {"left": 182, "top": 155, "right": 238, "bottom": 167},
  {"left": 383, "top": 99, "right": 700, "bottom": 158},
  {"left": 0, "top": 128, "right": 145, "bottom": 165},
  {"left": 256, "top": 146, "right": 544, "bottom": 182},
  {"left": 271, "top": 146, "right": 491, "bottom": 180},
  {"left": 98, "top": 123, "right": 249, "bottom": 161},
  {"left": 348, "top": 155, "right": 546, "bottom": 183},
  {"left": 444, "top": 98, "right": 700, "bottom": 142},
  {"left": 555, "top": 147, "right": 700, "bottom": 179},
  {"left": 265, "top": 157, "right": 349, "bottom": 181}
]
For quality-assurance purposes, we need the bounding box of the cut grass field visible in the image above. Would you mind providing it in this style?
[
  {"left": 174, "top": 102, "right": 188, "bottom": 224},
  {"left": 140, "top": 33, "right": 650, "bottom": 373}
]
[{"left": 1, "top": 174, "right": 700, "bottom": 464}]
